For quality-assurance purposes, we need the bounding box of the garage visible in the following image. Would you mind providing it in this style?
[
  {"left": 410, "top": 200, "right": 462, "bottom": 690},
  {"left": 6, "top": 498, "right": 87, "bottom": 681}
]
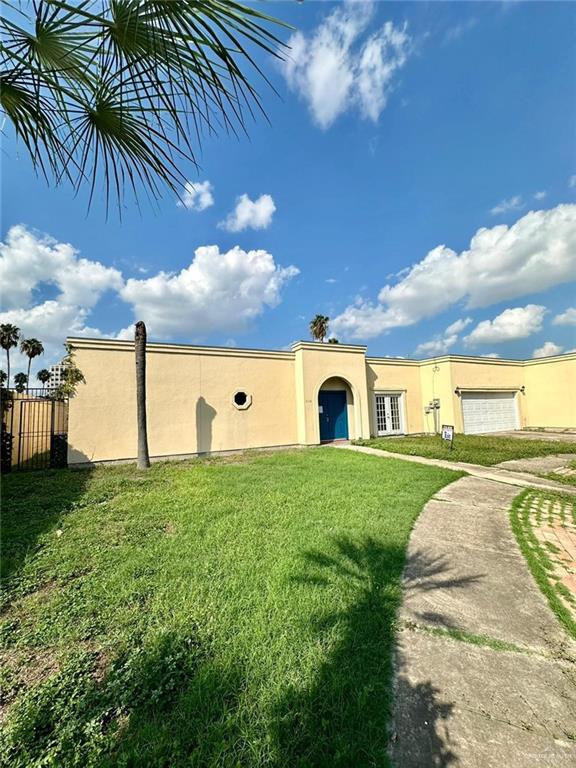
[{"left": 461, "top": 391, "right": 519, "bottom": 434}]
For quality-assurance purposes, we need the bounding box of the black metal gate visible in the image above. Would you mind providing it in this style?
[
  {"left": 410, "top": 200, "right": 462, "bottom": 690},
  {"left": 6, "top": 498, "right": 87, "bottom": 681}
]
[{"left": 1, "top": 389, "right": 69, "bottom": 472}]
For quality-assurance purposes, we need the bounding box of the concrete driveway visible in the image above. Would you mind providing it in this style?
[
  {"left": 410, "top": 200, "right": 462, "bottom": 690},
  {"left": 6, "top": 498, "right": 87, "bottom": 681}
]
[{"left": 391, "top": 475, "right": 576, "bottom": 767}]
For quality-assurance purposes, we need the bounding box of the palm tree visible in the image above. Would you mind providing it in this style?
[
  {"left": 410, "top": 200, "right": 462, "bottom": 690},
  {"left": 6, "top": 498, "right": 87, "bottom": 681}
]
[
  {"left": 14, "top": 372, "right": 28, "bottom": 394},
  {"left": 0, "top": 370, "right": 7, "bottom": 387},
  {"left": 0, "top": 1, "right": 288, "bottom": 213},
  {"left": 37, "top": 368, "right": 51, "bottom": 391},
  {"left": 20, "top": 338, "right": 44, "bottom": 392},
  {"left": 0, "top": 324, "right": 20, "bottom": 387},
  {"left": 135, "top": 321, "right": 150, "bottom": 470},
  {"left": 309, "top": 315, "right": 330, "bottom": 343},
  {"left": 328, "top": 337, "right": 339, "bottom": 344}
]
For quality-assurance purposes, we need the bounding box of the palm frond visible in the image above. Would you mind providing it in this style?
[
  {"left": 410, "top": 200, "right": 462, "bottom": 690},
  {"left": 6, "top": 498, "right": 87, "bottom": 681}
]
[{"left": 0, "top": 0, "right": 290, "bottom": 213}]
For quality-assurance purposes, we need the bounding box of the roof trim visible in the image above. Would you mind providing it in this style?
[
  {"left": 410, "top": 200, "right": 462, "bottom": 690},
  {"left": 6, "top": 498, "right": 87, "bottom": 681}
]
[
  {"left": 66, "top": 337, "right": 295, "bottom": 361},
  {"left": 67, "top": 337, "right": 576, "bottom": 366}
]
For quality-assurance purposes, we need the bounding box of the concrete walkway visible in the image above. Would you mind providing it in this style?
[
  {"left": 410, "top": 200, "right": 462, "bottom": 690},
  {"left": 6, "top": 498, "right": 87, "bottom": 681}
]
[
  {"left": 331, "top": 444, "right": 576, "bottom": 766},
  {"left": 333, "top": 443, "right": 576, "bottom": 496}
]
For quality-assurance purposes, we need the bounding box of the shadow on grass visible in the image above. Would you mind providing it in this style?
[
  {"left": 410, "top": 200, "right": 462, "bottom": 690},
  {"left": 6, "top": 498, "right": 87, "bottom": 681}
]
[
  {"left": 1, "top": 468, "right": 93, "bottom": 589},
  {"left": 270, "top": 536, "right": 468, "bottom": 767},
  {"left": 2, "top": 536, "right": 473, "bottom": 766}
]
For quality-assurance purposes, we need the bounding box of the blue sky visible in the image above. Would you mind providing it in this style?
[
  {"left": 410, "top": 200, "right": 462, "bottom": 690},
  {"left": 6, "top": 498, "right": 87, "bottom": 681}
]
[{"left": 1, "top": 1, "right": 576, "bottom": 379}]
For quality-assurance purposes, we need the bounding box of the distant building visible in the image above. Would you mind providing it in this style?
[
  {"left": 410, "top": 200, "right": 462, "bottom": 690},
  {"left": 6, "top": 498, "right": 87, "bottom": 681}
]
[{"left": 48, "top": 363, "right": 65, "bottom": 389}]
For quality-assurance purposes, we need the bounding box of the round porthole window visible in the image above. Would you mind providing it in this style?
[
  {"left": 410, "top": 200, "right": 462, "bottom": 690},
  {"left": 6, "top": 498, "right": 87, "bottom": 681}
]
[{"left": 233, "top": 391, "right": 252, "bottom": 410}]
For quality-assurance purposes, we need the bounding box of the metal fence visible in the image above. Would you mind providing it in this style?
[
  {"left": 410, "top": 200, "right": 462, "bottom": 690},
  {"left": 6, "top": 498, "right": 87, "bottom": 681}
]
[{"left": 1, "top": 389, "right": 69, "bottom": 472}]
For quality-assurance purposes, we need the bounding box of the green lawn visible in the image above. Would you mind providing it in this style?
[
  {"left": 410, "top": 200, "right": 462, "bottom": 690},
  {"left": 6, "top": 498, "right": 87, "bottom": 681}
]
[
  {"left": 0, "top": 449, "right": 458, "bottom": 768},
  {"left": 355, "top": 434, "right": 576, "bottom": 467}
]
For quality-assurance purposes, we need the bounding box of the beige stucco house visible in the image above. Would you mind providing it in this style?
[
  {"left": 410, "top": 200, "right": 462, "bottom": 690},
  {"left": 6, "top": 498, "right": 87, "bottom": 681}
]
[{"left": 67, "top": 337, "right": 576, "bottom": 465}]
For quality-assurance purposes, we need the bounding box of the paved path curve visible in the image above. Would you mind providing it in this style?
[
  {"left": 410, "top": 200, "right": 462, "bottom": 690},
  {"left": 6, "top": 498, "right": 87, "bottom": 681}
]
[{"left": 332, "top": 445, "right": 576, "bottom": 766}]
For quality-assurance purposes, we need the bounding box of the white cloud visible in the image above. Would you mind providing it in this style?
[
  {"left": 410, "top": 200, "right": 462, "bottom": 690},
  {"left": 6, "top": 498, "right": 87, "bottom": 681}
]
[
  {"left": 443, "top": 18, "right": 478, "bottom": 44},
  {"left": 0, "top": 224, "right": 122, "bottom": 311},
  {"left": 219, "top": 194, "right": 276, "bottom": 232},
  {"left": 415, "top": 317, "right": 472, "bottom": 357},
  {"left": 553, "top": 307, "right": 576, "bottom": 326},
  {"left": 490, "top": 195, "right": 523, "bottom": 216},
  {"left": 0, "top": 225, "right": 124, "bottom": 379},
  {"left": 120, "top": 245, "right": 298, "bottom": 337},
  {"left": 282, "top": 2, "right": 410, "bottom": 129},
  {"left": 569, "top": 175, "right": 576, "bottom": 189},
  {"left": 481, "top": 353, "right": 501, "bottom": 359},
  {"left": 326, "top": 277, "right": 338, "bottom": 284},
  {"left": 415, "top": 335, "right": 457, "bottom": 357},
  {"left": 331, "top": 204, "right": 576, "bottom": 340},
  {"left": 464, "top": 305, "right": 546, "bottom": 345},
  {"left": 532, "top": 341, "right": 563, "bottom": 359},
  {"left": 445, "top": 317, "right": 473, "bottom": 335},
  {"left": 533, "top": 190, "right": 547, "bottom": 200},
  {"left": 177, "top": 180, "right": 214, "bottom": 211},
  {"left": 0, "top": 226, "right": 298, "bottom": 380}
]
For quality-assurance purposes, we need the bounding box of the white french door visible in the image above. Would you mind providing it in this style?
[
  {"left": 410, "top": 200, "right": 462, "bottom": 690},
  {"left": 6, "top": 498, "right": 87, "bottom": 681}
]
[{"left": 375, "top": 393, "right": 403, "bottom": 435}]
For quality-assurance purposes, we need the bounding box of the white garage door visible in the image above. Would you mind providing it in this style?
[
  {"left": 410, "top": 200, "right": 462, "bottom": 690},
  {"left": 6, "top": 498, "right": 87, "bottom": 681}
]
[{"left": 461, "top": 392, "right": 519, "bottom": 434}]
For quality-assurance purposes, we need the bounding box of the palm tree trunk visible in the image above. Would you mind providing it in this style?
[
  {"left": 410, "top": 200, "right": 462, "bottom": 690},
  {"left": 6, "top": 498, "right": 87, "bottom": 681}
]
[
  {"left": 26, "top": 357, "right": 31, "bottom": 394},
  {"left": 6, "top": 350, "right": 10, "bottom": 389},
  {"left": 135, "top": 321, "right": 151, "bottom": 470}
]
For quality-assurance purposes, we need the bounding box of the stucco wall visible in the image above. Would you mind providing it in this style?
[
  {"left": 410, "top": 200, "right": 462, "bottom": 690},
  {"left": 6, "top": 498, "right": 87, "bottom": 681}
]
[
  {"left": 68, "top": 340, "right": 298, "bottom": 464},
  {"left": 418, "top": 360, "right": 455, "bottom": 434},
  {"left": 366, "top": 359, "right": 423, "bottom": 434},
  {"left": 292, "top": 342, "right": 370, "bottom": 444},
  {"left": 67, "top": 338, "right": 576, "bottom": 464},
  {"left": 523, "top": 355, "right": 576, "bottom": 428}
]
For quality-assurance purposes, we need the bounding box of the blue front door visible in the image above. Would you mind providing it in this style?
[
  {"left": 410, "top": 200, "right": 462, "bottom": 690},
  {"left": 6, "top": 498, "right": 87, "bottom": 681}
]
[{"left": 318, "top": 390, "right": 349, "bottom": 441}]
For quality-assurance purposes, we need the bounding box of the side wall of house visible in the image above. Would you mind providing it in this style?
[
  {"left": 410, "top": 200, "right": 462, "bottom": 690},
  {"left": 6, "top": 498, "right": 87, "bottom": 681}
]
[
  {"left": 68, "top": 340, "right": 298, "bottom": 464},
  {"left": 68, "top": 339, "right": 576, "bottom": 464},
  {"left": 366, "top": 359, "right": 423, "bottom": 435},
  {"left": 523, "top": 355, "right": 576, "bottom": 428},
  {"left": 418, "top": 360, "right": 456, "bottom": 433}
]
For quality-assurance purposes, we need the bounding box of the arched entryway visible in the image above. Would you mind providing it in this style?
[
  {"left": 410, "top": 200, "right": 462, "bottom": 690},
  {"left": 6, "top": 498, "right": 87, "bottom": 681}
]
[{"left": 318, "top": 377, "right": 354, "bottom": 442}]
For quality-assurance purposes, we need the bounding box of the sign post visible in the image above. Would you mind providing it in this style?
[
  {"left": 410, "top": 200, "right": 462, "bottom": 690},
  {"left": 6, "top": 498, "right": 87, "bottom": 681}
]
[{"left": 441, "top": 424, "right": 455, "bottom": 450}]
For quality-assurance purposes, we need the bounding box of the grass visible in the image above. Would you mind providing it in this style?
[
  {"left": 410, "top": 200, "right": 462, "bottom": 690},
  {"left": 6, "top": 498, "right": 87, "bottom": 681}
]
[
  {"left": 509, "top": 490, "right": 576, "bottom": 641},
  {"left": 0, "top": 448, "right": 459, "bottom": 768},
  {"left": 403, "top": 620, "right": 528, "bottom": 654},
  {"left": 542, "top": 459, "right": 576, "bottom": 488},
  {"left": 355, "top": 434, "right": 576, "bottom": 466}
]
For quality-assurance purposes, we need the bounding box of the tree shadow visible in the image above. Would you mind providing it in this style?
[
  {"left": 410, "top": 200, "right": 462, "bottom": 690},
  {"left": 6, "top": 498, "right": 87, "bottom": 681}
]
[
  {"left": 270, "top": 536, "right": 473, "bottom": 767},
  {"left": 196, "top": 396, "right": 216, "bottom": 455},
  {"left": 1, "top": 466, "right": 93, "bottom": 589}
]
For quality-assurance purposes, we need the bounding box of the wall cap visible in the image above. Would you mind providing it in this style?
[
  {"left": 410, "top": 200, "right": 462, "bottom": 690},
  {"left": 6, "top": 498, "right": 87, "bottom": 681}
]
[
  {"left": 67, "top": 337, "right": 575, "bottom": 366},
  {"left": 66, "top": 337, "right": 295, "bottom": 361},
  {"left": 291, "top": 341, "right": 367, "bottom": 353}
]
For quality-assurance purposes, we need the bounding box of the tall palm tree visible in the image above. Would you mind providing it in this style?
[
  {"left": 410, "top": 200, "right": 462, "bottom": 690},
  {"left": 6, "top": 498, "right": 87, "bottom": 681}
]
[
  {"left": 14, "top": 372, "right": 28, "bottom": 394},
  {"left": 135, "top": 321, "right": 150, "bottom": 469},
  {"left": 20, "top": 338, "right": 44, "bottom": 392},
  {"left": 309, "top": 315, "right": 330, "bottom": 343},
  {"left": 37, "top": 368, "right": 51, "bottom": 391},
  {"left": 0, "top": 1, "right": 288, "bottom": 213},
  {"left": 0, "top": 324, "right": 21, "bottom": 387}
]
